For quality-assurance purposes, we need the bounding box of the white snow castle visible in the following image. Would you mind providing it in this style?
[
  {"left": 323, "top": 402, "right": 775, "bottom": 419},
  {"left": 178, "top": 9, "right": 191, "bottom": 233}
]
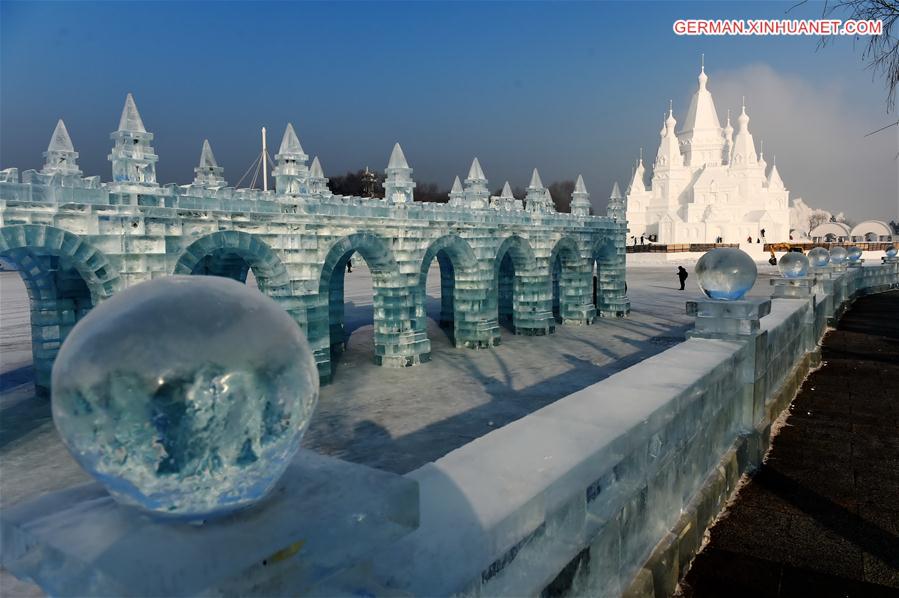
[{"left": 626, "top": 63, "right": 791, "bottom": 244}]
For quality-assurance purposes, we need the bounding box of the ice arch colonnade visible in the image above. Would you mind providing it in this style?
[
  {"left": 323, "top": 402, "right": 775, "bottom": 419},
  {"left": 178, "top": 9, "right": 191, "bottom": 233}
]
[{"left": 0, "top": 222, "right": 627, "bottom": 390}]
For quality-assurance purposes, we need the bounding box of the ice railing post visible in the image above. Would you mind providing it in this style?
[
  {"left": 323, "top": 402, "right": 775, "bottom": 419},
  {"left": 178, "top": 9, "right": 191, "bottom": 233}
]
[{"left": 685, "top": 248, "right": 770, "bottom": 440}]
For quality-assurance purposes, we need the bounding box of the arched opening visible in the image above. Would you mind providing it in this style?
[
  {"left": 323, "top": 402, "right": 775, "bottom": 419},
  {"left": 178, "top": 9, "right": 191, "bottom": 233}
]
[
  {"left": 825, "top": 233, "right": 837, "bottom": 243},
  {"left": 0, "top": 225, "right": 120, "bottom": 396},
  {"left": 549, "top": 237, "right": 587, "bottom": 325},
  {"left": 173, "top": 231, "right": 290, "bottom": 297},
  {"left": 416, "top": 235, "right": 478, "bottom": 348},
  {"left": 865, "top": 232, "right": 879, "bottom": 242},
  {"left": 317, "top": 232, "right": 425, "bottom": 381},
  {"left": 593, "top": 237, "right": 626, "bottom": 318},
  {"left": 492, "top": 235, "right": 546, "bottom": 335}
]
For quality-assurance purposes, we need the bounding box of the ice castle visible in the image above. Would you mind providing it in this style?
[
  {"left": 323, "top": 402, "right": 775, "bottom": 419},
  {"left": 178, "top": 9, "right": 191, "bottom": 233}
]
[{"left": 0, "top": 94, "right": 630, "bottom": 391}]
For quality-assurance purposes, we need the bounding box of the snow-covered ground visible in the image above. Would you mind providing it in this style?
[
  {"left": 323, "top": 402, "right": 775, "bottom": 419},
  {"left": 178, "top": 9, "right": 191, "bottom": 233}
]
[{"left": 0, "top": 262, "right": 782, "bottom": 596}]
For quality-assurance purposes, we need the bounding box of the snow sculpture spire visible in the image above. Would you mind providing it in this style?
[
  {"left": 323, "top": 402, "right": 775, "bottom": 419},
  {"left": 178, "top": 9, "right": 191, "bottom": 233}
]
[
  {"left": 384, "top": 142, "right": 416, "bottom": 204},
  {"left": 757, "top": 139, "right": 767, "bottom": 176},
  {"left": 463, "top": 158, "right": 489, "bottom": 209},
  {"left": 677, "top": 61, "right": 725, "bottom": 167},
  {"left": 192, "top": 139, "right": 226, "bottom": 188},
  {"left": 767, "top": 157, "right": 785, "bottom": 191},
  {"left": 628, "top": 150, "right": 646, "bottom": 194},
  {"left": 607, "top": 182, "right": 626, "bottom": 221},
  {"left": 272, "top": 123, "right": 309, "bottom": 196},
  {"left": 448, "top": 175, "right": 464, "bottom": 207},
  {"left": 723, "top": 109, "right": 734, "bottom": 164},
  {"left": 655, "top": 104, "right": 682, "bottom": 169},
  {"left": 570, "top": 174, "right": 591, "bottom": 217},
  {"left": 525, "top": 168, "right": 552, "bottom": 213},
  {"left": 108, "top": 93, "right": 158, "bottom": 187},
  {"left": 307, "top": 156, "right": 331, "bottom": 197},
  {"left": 42, "top": 119, "right": 82, "bottom": 176},
  {"left": 730, "top": 103, "right": 758, "bottom": 169}
]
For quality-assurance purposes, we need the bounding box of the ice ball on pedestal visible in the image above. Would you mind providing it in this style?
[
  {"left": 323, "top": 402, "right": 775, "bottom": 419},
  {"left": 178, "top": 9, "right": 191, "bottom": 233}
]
[
  {"left": 51, "top": 276, "right": 319, "bottom": 521},
  {"left": 887, "top": 245, "right": 898, "bottom": 258},
  {"left": 847, "top": 246, "right": 862, "bottom": 262},
  {"left": 830, "top": 246, "right": 848, "bottom": 265},
  {"left": 695, "top": 248, "right": 757, "bottom": 301},
  {"left": 778, "top": 252, "right": 809, "bottom": 279},
  {"left": 808, "top": 247, "right": 831, "bottom": 269}
]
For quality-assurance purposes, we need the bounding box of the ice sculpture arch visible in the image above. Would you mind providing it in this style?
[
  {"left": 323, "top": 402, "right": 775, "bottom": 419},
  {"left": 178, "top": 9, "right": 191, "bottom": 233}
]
[
  {"left": 415, "top": 234, "right": 480, "bottom": 345},
  {"left": 173, "top": 230, "right": 291, "bottom": 296},
  {"left": 492, "top": 235, "right": 547, "bottom": 335},
  {"left": 317, "top": 232, "right": 417, "bottom": 368},
  {"left": 549, "top": 236, "right": 591, "bottom": 324},
  {"left": 0, "top": 224, "right": 122, "bottom": 393}
]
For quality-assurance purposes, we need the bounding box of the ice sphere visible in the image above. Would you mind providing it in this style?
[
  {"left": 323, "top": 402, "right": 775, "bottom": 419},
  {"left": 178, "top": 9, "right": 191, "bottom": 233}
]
[
  {"left": 887, "top": 245, "right": 898, "bottom": 258},
  {"left": 829, "top": 246, "right": 847, "bottom": 265},
  {"left": 808, "top": 247, "right": 830, "bottom": 268},
  {"left": 695, "top": 248, "right": 757, "bottom": 301},
  {"left": 846, "top": 246, "right": 862, "bottom": 262},
  {"left": 778, "top": 252, "right": 809, "bottom": 279},
  {"left": 51, "top": 276, "right": 319, "bottom": 520}
]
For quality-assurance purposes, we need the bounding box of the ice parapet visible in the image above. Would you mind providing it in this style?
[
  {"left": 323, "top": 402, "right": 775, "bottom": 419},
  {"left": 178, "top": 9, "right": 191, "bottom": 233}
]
[
  {"left": 694, "top": 247, "right": 757, "bottom": 301},
  {"left": 51, "top": 276, "right": 319, "bottom": 520},
  {"left": 778, "top": 251, "right": 809, "bottom": 279},
  {"left": 808, "top": 247, "right": 830, "bottom": 269}
]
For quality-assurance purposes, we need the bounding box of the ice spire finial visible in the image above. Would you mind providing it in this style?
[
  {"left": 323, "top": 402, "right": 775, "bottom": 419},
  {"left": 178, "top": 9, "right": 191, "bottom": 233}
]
[
  {"left": 575, "top": 174, "right": 587, "bottom": 194},
  {"left": 310, "top": 156, "right": 324, "bottom": 178},
  {"left": 611, "top": 181, "right": 622, "bottom": 199},
  {"left": 468, "top": 157, "right": 486, "bottom": 181},
  {"left": 501, "top": 181, "right": 514, "bottom": 197},
  {"left": 388, "top": 142, "right": 409, "bottom": 169},
  {"left": 117, "top": 93, "right": 146, "bottom": 133},
  {"left": 278, "top": 123, "right": 305, "bottom": 156},
  {"left": 48, "top": 119, "right": 74, "bottom": 152},
  {"left": 199, "top": 139, "right": 218, "bottom": 168},
  {"left": 450, "top": 175, "right": 463, "bottom": 194},
  {"left": 528, "top": 167, "right": 544, "bottom": 189}
]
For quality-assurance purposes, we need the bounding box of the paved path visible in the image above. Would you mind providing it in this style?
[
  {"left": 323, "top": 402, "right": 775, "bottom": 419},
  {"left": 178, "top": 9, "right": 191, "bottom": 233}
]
[{"left": 679, "top": 291, "right": 899, "bottom": 597}]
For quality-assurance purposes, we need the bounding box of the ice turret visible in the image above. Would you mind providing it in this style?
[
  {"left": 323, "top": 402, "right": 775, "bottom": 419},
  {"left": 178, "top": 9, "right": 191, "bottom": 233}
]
[
  {"left": 108, "top": 93, "right": 158, "bottom": 187},
  {"left": 272, "top": 123, "right": 309, "bottom": 196},
  {"left": 491, "top": 181, "right": 516, "bottom": 210},
  {"left": 448, "top": 176, "right": 464, "bottom": 207},
  {"left": 42, "top": 119, "right": 82, "bottom": 177},
  {"left": 192, "top": 139, "right": 226, "bottom": 188},
  {"left": 463, "top": 158, "right": 489, "bottom": 209},
  {"left": 677, "top": 60, "right": 725, "bottom": 167},
  {"left": 570, "top": 174, "right": 591, "bottom": 217},
  {"left": 308, "top": 156, "right": 331, "bottom": 197},
  {"left": 525, "top": 168, "right": 552, "bottom": 213},
  {"left": 384, "top": 143, "right": 416, "bottom": 204},
  {"left": 607, "top": 182, "right": 626, "bottom": 221}
]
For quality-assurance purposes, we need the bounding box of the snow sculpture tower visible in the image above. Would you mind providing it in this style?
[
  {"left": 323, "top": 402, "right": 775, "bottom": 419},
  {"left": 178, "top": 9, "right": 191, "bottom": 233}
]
[
  {"left": 192, "top": 140, "right": 226, "bottom": 188},
  {"left": 108, "top": 94, "right": 158, "bottom": 188},
  {"left": 677, "top": 64, "right": 725, "bottom": 167},
  {"left": 308, "top": 156, "right": 330, "bottom": 197},
  {"left": 463, "top": 158, "right": 489, "bottom": 209},
  {"left": 525, "top": 168, "right": 553, "bottom": 213},
  {"left": 570, "top": 175, "right": 591, "bottom": 217},
  {"left": 383, "top": 143, "right": 416, "bottom": 204},
  {"left": 273, "top": 123, "right": 308, "bottom": 196},
  {"left": 42, "top": 120, "right": 82, "bottom": 181}
]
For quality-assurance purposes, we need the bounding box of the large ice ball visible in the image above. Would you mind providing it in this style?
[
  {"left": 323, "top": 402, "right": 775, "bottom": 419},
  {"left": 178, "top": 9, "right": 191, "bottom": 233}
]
[
  {"left": 51, "top": 276, "right": 319, "bottom": 520},
  {"left": 778, "top": 252, "right": 809, "bottom": 279},
  {"left": 808, "top": 247, "right": 831, "bottom": 269},
  {"left": 887, "top": 245, "right": 898, "bottom": 258},
  {"left": 695, "top": 248, "right": 757, "bottom": 301},
  {"left": 830, "top": 246, "right": 848, "bottom": 265},
  {"left": 847, "top": 246, "right": 863, "bottom": 262}
]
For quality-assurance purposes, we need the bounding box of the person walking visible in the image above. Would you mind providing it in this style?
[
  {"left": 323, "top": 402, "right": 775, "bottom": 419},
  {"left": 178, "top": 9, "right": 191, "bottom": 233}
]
[
  {"left": 346, "top": 258, "right": 353, "bottom": 273},
  {"left": 677, "top": 266, "right": 688, "bottom": 291},
  {"left": 640, "top": 235, "right": 645, "bottom": 246}
]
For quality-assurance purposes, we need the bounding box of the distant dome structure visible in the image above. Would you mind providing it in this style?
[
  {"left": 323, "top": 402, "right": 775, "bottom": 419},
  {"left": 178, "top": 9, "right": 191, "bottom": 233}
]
[
  {"left": 849, "top": 220, "right": 894, "bottom": 242},
  {"left": 809, "top": 221, "right": 851, "bottom": 242},
  {"left": 626, "top": 60, "right": 793, "bottom": 244}
]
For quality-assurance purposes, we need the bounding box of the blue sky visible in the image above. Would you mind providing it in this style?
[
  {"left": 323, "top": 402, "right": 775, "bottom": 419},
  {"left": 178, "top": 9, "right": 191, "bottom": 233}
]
[{"left": 1, "top": 1, "right": 895, "bottom": 218}]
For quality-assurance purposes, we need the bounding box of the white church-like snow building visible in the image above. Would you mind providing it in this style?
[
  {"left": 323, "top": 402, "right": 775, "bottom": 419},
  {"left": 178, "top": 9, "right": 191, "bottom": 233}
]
[{"left": 626, "top": 63, "right": 792, "bottom": 244}]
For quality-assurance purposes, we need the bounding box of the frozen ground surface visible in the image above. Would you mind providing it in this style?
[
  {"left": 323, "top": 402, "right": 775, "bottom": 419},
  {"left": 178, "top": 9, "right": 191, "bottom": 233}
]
[{"left": 0, "top": 262, "right": 779, "bottom": 595}]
